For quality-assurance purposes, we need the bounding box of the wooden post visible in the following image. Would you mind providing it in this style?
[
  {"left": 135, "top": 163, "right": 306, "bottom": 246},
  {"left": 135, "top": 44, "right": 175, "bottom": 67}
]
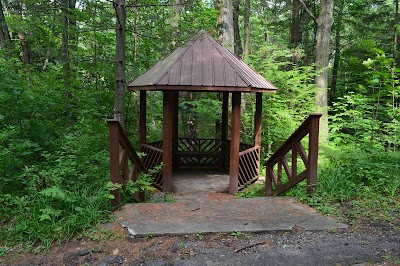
[
  {"left": 108, "top": 120, "right": 121, "bottom": 207},
  {"left": 172, "top": 91, "right": 179, "bottom": 169},
  {"left": 162, "top": 91, "right": 173, "bottom": 192},
  {"left": 265, "top": 163, "right": 272, "bottom": 196},
  {"left": 139, "top": 90, "right": 147, "bottom": 145},
  {"left": 254, "top": 92, "right": 262, "bottom": 177},
  {"left": 229, "top": 92, "right": 241, "bottom": 194},
  {"left": 254, "top": 93, "right": 262, "bottom": 147},
  {"left": 221, "top": 92, "right": 229, "bottom": 169},
  {"left": 307, "top": 115, "right": 320, "bottom": 194}
]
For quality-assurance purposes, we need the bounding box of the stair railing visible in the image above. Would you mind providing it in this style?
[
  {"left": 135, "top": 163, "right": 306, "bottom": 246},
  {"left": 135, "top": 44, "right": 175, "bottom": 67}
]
[
  {"left": 107, "top": 119, "right": 147, "bottom": 207},
  {"left": 265, "top": 114, "right": 321, "bottom": 196}
]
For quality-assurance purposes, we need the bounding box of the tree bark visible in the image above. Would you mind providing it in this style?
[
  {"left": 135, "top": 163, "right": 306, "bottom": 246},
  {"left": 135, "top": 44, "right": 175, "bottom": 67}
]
[
  {"left": 233, "top": 0, "right": 242, "bottom": 57},
  {"left": 216, "top": 0, "right": 234, "bottom": 52},
  {"left": 290, "top": 0, "right": 302, "bottom": 47},
  {"left": 330, "top": 0, "right": 344, "bottom": 104},
  {"left": 0, "top": 0, "right": 11, "bottom": 49},
  {"left": 169, "top": 0, "right": 182, "bottom": 47},
  {"left": 114, "top": 0, "right": 126, "bottom": 125},
  {"left": 61, "top": 0, "right": 71, "bottom": 87},
  {"left": 243, "top": 0, "right": 250, "bottom": 60},
  {"left": 314, "top": 0, "right": 334, "bottom": 142},
  {"left": 394, "top": 0, "right": 399, "bottom": 64}
]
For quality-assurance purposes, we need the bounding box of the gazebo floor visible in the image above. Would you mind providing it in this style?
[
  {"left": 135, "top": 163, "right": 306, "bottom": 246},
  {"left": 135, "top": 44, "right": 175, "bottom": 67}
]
[{"left": 171, "top": 168, "right": 230, "bottom": 194}]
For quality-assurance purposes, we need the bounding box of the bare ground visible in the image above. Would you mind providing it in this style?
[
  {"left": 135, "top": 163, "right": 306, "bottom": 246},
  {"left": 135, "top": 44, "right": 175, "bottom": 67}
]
[{"left": 1, "top": 216, "right": 399, "bottom": 266}]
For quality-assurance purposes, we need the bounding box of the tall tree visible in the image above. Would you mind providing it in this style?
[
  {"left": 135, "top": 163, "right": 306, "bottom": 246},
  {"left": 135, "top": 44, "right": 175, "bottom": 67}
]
[
  {"left": 114, "top": 0, "right": 126, "bottom": 125},
  {"left": 394, "top": 0, "right": 399, "bottom": 64},
  {"left": 290, "top": 0, "right": 302, "bottom": 47},
  {"left": 216, "top": 0, "right": 234, "bottom": 52},
  {"left": 61, "top": 0, "right": 70, "bottom": 86},
  {"left": 330, "top": 0, "right": 344, "bottom": 104},
  {"left": 299, "top": 0, "right": 334, "bottom": 141},
  {"left": 243, "top": 0, "right": 250, "bottom": 60},
  {"left": 233, "top": 0, "right": 242, "bottom": 57},
  {"left": 169, "top": 0, "right": 182, "bottom": 47},
  {"left": 0, "top": 0, "right": 11, "bottom": 49}
]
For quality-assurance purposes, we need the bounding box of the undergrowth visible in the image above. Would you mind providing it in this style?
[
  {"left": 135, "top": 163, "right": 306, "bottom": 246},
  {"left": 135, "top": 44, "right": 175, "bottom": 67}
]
[{"left": 239, "top": 144, "right": 400, "bottom": 224}]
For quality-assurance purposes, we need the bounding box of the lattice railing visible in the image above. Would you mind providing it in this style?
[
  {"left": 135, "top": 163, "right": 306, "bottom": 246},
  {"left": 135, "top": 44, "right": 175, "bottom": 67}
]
[
  {"left": 238, "top": 146, "right": 260, "bottom": 190},
  {"left": 141, "top": 143, "right": 163, "bottom": 189},
  {"left": 176, "top": 138, "right": 223, "bottom": 168},
  {"left": 107, "top": 119, "right": 147, "bottom": 207},
  {"left": 265, "top": 114, "right": 321, "bottom": 196}
]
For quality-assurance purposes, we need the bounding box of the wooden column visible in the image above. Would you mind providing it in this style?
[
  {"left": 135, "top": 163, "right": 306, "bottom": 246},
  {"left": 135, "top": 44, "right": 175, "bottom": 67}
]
[
  {"left": 229, "top": 92, "right": 241, "bottom": 194},
  {"left": 254, "top": 93, "right": 262, "bottom": 147},
  {"left": 221, "top": 92, "right": 229, "bottom": 140},
  {"left": 172, "top": 91, "right": 179, "bottom": 169},
  {"left": 162, "top": 91, "right": 173, "bottom": 192},
  {"left": 307, "top": 115, "right": 320, "bottom": 194},
  {"left": 220, "top": 92, "right": 229, "bottom": 169},
  {"left": 254, "top": 92, "right": 262, "bottom": 177},
  {"left": 139, "top": 90, "right": 147, "bottom": 145}
]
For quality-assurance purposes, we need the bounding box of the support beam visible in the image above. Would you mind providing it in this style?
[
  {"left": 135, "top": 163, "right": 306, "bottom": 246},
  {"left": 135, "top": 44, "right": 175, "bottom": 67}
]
[
  {"left": 221, "top": 92, "right": 229, "bottom": 141},
  {"left": 254, "top": 92, "right": 262, "bottom": 147},
  {"left": 229, "top": 92, "right": 241, "bottom": 194},
  {"left": 254, "top": 92, "right": 262, "bottom": 177},
  {"left": 108, "top": 121, "right": 121, "bottom": 207},
  {"left": 307, "top": 115, "right": 320, "bottom": 194},
  {"left": 172, "top": 91, "right": 179, "bottom": 169},
  {"left": 221, "top": 92, "right": 229, "bottom": 169},
  {"left": 162, "top": 91, "right": 174, "bottom": 192},
  {"left": 139, "top": 90, "right": 147, "bottom": 145}
]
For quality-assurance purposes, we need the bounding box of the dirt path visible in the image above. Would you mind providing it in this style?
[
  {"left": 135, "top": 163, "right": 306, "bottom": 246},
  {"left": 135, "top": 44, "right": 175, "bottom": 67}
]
[{"left": 1, "top": 218, "right": 399, "bottom": 266}]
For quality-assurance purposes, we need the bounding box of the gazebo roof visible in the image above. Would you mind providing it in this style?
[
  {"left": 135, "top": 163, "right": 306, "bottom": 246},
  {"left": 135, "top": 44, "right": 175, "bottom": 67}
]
[{"left": 128, "top": 30, "right": 277, "bottom": 93}]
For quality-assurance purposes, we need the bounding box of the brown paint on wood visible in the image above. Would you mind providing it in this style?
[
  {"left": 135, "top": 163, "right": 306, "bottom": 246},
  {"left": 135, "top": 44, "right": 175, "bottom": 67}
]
[
  {"left": 307, "top": 115, "right": 320, "bottom": 194},
  {"left": 162, "top": 91, "right": 174, "bottom": 192},
  {"left": 172, "top": 91, "right": 179, "bottom": 168},
  {"left": 229, "top": 92, "right": 241, "bottom": 194},
  {"left": 139, "top": 91, "right": 147, "bottom": 145}
]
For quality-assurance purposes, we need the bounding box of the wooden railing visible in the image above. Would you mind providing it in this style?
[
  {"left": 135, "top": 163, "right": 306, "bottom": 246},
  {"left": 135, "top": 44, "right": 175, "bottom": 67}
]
[
  {"left": 176, "top": 138, "right": 223, "bottom": 168},
  {"left": 141, "top": 143, "right": 163, "bottom": 189},
  {"left": 265, "top": 114, "right": 321, "bottom": 196},
  {"left": 107, "top": 119, "right": 147, "bottom": 207},
  {"left": 238, "top": 146, "right": 260, "bottom": 190}
]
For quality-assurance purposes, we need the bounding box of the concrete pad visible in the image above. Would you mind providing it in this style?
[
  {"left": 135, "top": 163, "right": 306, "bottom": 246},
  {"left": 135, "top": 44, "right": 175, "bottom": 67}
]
[
  {"left": 172, "top": 169, "right": 229, "bottom": 194},
  {"left": 114, "top": 194, "right": 347, "bottom": 237}
]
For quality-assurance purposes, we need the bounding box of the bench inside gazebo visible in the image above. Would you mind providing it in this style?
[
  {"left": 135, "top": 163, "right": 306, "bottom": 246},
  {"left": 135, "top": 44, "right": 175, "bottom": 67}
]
[{"left": 107, "top": 30, "right": 321, "bottom": 207}]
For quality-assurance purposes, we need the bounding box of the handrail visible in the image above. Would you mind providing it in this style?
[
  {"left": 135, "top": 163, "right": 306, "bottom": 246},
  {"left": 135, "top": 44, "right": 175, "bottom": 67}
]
[
  {"left": 265, "top": 114, "right": 321, "bottom": 196},
  {"left": 142, "top": 143, "right": 163, "bottom": 154},
  {"left": 107, "top": 119, "right": 148, "bottom": 207}
]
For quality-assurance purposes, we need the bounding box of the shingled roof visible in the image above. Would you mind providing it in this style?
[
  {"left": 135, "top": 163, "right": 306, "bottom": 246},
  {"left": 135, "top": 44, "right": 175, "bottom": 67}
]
[{"left": 128, "top": 30, "right": 277, "bottom": 93}]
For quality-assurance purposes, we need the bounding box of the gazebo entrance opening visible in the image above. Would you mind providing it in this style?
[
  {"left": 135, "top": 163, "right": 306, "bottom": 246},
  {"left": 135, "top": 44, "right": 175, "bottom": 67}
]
[{"left": 138, "top": 90, "right": 263, "bottom": 194}]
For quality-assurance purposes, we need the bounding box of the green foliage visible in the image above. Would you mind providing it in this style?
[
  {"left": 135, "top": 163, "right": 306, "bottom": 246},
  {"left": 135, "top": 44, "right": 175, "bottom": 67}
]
[{"left": 248, "top": 44, "right": 316, "bottom": 154}]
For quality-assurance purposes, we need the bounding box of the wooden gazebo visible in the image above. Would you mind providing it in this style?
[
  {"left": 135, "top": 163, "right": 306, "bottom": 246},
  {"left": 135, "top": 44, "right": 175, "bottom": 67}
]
[
  {"left": 128, "top": 30, "right": 276, "bottom": 194},
  {"left": 108, "top": 30, "right": 322, "bottom": 207}
]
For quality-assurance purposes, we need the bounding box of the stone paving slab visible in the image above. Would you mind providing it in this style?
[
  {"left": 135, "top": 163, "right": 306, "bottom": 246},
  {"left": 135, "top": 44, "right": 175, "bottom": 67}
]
[{"left": 114, "top": 194, "right": 347, "bottom": 237}]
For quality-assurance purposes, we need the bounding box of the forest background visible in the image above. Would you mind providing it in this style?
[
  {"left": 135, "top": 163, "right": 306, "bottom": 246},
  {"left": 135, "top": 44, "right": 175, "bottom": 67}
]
[{"left": 0, "top": 0, "right": 399, "bottom": 252}]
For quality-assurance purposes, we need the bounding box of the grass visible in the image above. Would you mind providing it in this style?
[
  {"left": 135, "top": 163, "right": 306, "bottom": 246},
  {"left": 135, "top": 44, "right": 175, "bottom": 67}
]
[{"left": 238, "top": 145, "right": 400, "bottom": 225}]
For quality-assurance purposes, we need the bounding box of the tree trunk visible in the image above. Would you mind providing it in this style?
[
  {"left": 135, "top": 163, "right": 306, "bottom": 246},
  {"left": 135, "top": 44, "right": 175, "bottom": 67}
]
[
  {"left": 330, "top": 0, "right": 344, "bottom": 105},
  {"left": 315, "top": 0, "right": 334, "bottom": 142},
  {"left": 216, "top": 0, "right": 234, "bottom": 52},
  {"left": 0, "top": 0, "right": 11, "bottom": 49},
  {"left": 290, "top": 0, "right": 302, "bottom": 47},
  {"left": 61, "top": 0, "right": 70, "bottom": 87},
  {"left": 114, "top": 0, "right": 126, "bottom": 125},
  {"left": 169, "top": 0, "right": 182, "bottom": 47},
  {"left": 394, "top": 0, "right": 399, "bottom": 64},
  {"left": 233, "top": 0, "right": 242, "bottom": 57},
  {"left": 243, "top": 0, "right": 250, "bottom": 61}
]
